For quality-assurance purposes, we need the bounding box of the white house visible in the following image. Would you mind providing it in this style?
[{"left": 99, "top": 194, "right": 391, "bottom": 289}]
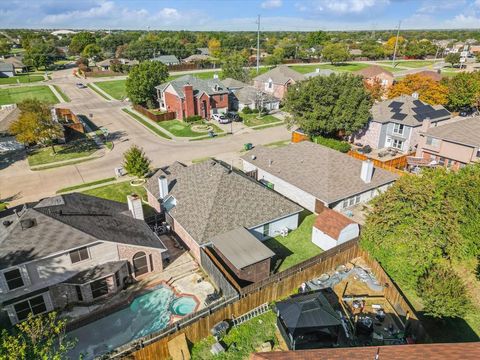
[{"left": 312, "top": 208, "right": 359, "bottom": 250}]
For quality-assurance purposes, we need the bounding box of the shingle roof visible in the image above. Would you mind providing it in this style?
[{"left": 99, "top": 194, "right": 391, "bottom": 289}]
[
  {"left": 151, "top": 55, "right": 180, "bottom": 64},
  {"left": 0, "top": 193, "right": 166, "bottom": 269},
  {"left": 144, "top": 160, "right": 302, "bottom": 245},
  {"left": 221, "top": 77, "right": 248, "bottom": 89},
  {"left": 211, "top": 227, "right": 275, "bottom": 269},
  {"left": 155, "top": 75, "right": 228, "bottom": 98},
  {"left": 314, "top": 208, "right": 357, "bottom": 239},
  {"left": 304, "top": 68, "right": 337, "bottom": 78},
  {"left": 253, "top": 65, "right": 305, "bottom": 84},
  {"left": 183, "top": 54, "right": 213, "bottom": 62},
  {"left": 251, "top": 342, "right": 480, "bottom": 360},
  {"left": 234, "top": 85, "right": 279, "bottom": 105},
  {"left": 0, "top": 107, "right": 20, "bottom": 133},
  {"left": 2, "top": 57, "right": 25, "bottom": 68},
  {"left": 355, "top": 65, "right": 393, "bottom": 78},
  {"left": 0, "top": 62, "right": 14, "bottom": 73},
  {"left": 63, "top": 261, "right": 127, "bottom": 285},
  {"left": 241, "top": 142, "right": 398, "bottom": 205},
  {"left": 423, "top": 117, "right": 480, "bottom": 148},
  {"left": 372, "top": 95, "right": 451, "bottom": 127}
]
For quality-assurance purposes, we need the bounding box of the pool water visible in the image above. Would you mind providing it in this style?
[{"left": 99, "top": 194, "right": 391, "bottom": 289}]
[{"left": 67, "top": 285, "right": 197, "bottom": 359}]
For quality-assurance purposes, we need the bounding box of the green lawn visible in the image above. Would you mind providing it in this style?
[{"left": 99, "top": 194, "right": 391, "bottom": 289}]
[
  {"left": 0, "top": 85, "right": 58, "bottom": 105},
  {"left": 94, "top": 80, "right": 127, "bottom": 100},
  {"left": 0, "top": 74, "right": 44, "bottom": 85},
  {"left": 264, "top": 211, "right": 321, "bottom": 273},
  {"left": 0, "top": 202, "right": 7, "bottom": 212},
  {"left": 27, "top": 139, "right": 98, "bottom": 166},
  {"left": 264, "top": 139, "right": 291, "bottom": 148},
  {"left": 158, "top": 120, "right": 223, "bottom": 138},
  {"left": 241, "top": 113, "right": 280, "bottom": 127},
  {"left": 291, "top": 62, "right": 370, "bottom": 74},
  {"left": 122, "top": 108, "right": 172, "bottom": 139},
  {"left": 57, "top": 177, "right": 116, "bottom": 194},
  {"left": 82, "top": 181, "right": 155, "bottom": 217},
  {"left": 52, "top": 84, "right": 70, "bottom": 102},
  {"left": 191, "top": 311, "right": 279, "bottom": 360}
]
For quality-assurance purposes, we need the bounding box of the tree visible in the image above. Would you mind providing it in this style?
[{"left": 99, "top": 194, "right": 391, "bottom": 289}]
[
  {"left": 364, "top": 78, "right": 385, "bottom": 101},
  {"left": 360, "top": 41, "right": 385, "bottom": 60},
  {"left": 305, "top": 31, "right": 329, "bottom": 48},
  {"left": 388, "top": 73, "right": 449, "bottom": 105},
  {"left": 446, "top": 72, "right": 480, "bottom": 110},
  {"left": 123, "top": 145, "right": 151, "bottom": 178},
  {"left": 9, "top": 99, "right": 63, "bottom": 153},
  {"left": 321, "top": 43, "right": 349, "bottom": 64},
  {"left": 81, "top": 43, "right": 102, "bottom": 62},
  {"left": 126, "top": 61, "right": 169, "bottom": 105},
  {"left": 24, "top": 41, "right": 58, "bottom": 69},
  {"left": 383, "top": 36, "right": 405, "bottom": 57},
  {"left": 264, "top": 47, "right": 285, "bottom": 66},
  {"left": 208, "top": 38, "right": 221, "bottom": 58},
  {"left": 69, "top": 32, "right": 96, "bottom": 55},
  {"left": 0, "top": 312, "right": 76, "bottom": 360},
  {"left": 445, "top": 52, "right": 461, "bottom": 67},
  {"left": 0, "top": 39, "right": 10, "bottom": 56},
  {"left": 284, "top": 73, "right": 372, "bottom": 136},
  {"left": 221, "top": 52, "right": 250, "bottom": 83}
]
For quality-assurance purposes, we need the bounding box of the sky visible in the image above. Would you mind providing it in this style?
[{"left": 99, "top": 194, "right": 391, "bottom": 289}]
[{"left": 1, "top": 0, "right": 480, "bottom": 31}]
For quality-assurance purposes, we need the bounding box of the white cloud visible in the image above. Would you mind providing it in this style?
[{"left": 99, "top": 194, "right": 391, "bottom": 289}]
[
  {"left": 261, "top": 0, "right": 283, "bottom": 9},
  {"left": 42, "top": 1, "right": 115, "bottom": 23},
  {"left": 444, "top": 13, "right": 480, "bottom": 28},
  {"left": 306, "top": 0, "right": 389, "bottom": 14}
]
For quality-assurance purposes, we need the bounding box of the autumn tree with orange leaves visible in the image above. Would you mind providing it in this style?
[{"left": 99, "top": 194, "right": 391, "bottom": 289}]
[
  {"left": 388, "top": 73, "right": 448, "bottom": 105},
  {"left": 364, "top": 78, "right": 385, "bottom": 101}
]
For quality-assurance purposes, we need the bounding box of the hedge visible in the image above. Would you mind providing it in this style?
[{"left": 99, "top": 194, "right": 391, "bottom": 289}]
[{"left": 313, "top": 136, "right": 351, "bottom": 153}]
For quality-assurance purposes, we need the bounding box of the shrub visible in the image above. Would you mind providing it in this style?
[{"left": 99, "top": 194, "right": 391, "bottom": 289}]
[
  {"left": 313, "top": 136, "right": 351, "bottom": 153},
  {"left": 146, "top": 99, "right": 156, "bottom": 110},
  {"left": 123, "top": 145, "right": 151, "bottom": 178},
  {"left": 242, "top": 107, "right": 252, "bottom": 114},
  {"left": 251, "top": 108, "right": 260, "bottom": 114},
  {"left": 185, "top": 115, "right": 202, "bottom": 123}
]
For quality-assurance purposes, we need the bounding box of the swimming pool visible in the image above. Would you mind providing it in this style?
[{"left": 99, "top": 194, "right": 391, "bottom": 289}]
[{"left": 67, "top": 285, "right": 198, "bottom": 359}]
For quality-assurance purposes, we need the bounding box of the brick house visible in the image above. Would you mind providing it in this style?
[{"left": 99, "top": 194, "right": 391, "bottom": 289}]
[
  {"left": 354, "top": 65, "right": 394, "bottom": 89},
  {"left": 253, "top": 65, "right": 305, "bottom": 100},
  {"left": 0, "top": 193, "right": 167, "bottom": 325},
  {"left": 155, "top": 75, "right": 229, "bottom": 120}
]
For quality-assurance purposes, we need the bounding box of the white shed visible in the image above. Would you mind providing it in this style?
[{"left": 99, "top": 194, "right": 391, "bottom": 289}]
[{"left": 312, "top": 208, "right": 359, "bottom": 250}]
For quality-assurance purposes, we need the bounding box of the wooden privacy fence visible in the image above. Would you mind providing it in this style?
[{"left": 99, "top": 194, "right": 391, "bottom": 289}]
[
  {"left": 347, "top": 150, "right": 412, "bottom": 176},
  {"left": 133, "top": 105, "right": 176, "bottom": 122}
]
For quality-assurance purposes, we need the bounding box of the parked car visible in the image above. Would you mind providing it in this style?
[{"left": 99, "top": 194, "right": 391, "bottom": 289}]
[
  {"left": 76, "top": 83, "right": 87, "bottom": 89},
  {"left": 211, "top": 114, "right": 230, "bottom": 124},
  {"left": 226, "top": 111, "right": 241, "bottom": 122}
]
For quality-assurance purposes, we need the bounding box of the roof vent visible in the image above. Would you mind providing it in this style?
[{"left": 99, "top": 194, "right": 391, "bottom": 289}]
[
  {"left": 3, "top": 220, "right": 12, "bottom": 228},
  {"left": 268, "top": 159, "right": 273, "bottom": 166},
  {"left": 251, "top": 155, "right": 256, "bottom": 160},
  {"left": 20, "top": 218, "right": 36, "bottom": 230}
]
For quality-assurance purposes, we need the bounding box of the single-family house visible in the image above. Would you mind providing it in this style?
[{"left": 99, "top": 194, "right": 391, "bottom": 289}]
[
  {"left": 354, "top": 94, "right": 451, "bottom": 153},
  {"left": 0, "top": 63, "right": 15, "bottom": 78},
  {"left": 197, "top": 48, "right": 210, "bottom": 56},
  {"left": 2, "top": 56, "right": 28, "bottom": 73},
  {"left": 0, "top": 107, "right": 24, "bottom": 153},
  {"left": 354, "top": 65, "right": 394, "bottom": 89},
  {"left": 253, "top": 65, "right": 305, "bottom": 100},
  {"left": 303, "top": 68, "right": 337, "bottom": 79},
  {"left": 221, "top": 78, "right": 280, "bottom": 112},
  {"left": 96, "top": 58, "right": 114, "bottom": 71},
  {"left": 96, "top": 58, "right": 138, "bottom": 71},
  {"left": 311, "top": 208, "right": 359, "bottom": 251},
  {"left": 241, "top": 142, "right": 398, "bottom": 214},
  {"left": 414, "top": 117, "right": 480, "bottom": 170},
  {"left": 182, "top": 54, "right": 214, "bottom": 63},
  {"left": 152, "top": 55, "right": 180, "bottom": 66},
  {"left": 155, "top": 75, "right": 229, "bottom": 120},
  {"left": 144, "top": 160, "right": 302, "bottom": 266},
  {"left": 0, "top": 193, "right": 167, "bottom": 325}
]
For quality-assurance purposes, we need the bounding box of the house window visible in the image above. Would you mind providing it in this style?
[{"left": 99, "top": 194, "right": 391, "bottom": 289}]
[
  {"left": 132, "top": 252, "right": 149, "bottom": 277},
  {"left": 392, "top": 139, "right": 404, "bottom": 150},
  {"left": 263, "top": 223, "right": 270, "bottom": 238},
  {"left": 90, "top": 278, "right": 109, "bottom": 299},
  {"left": 4, "top": 269, "right": 24, "bottom": 290},
  {"left": 392, "top": 123, "right": 404, "bottom": 135},
  {"left": 438, "top": 157, "right": 445, "bottom": 166},
  {"left": 13, "top": 295, "right": 47, "bottom": 322},
  {"left": 115, "top": 271, "right": 121, "bottom": 288},
  {"left": 69, "top": 247, "right": 90, "bottom": 264},
  {"left": 342, "top": 195, "right": 361, "bottom": 209},
  {"left": 149, "top": 254, "right": 154, "bottom": 272},
  {"left": 219, "top": 94, "right": 223, "bottom": 102},
  {"left": 426, "top": 136, "right": 440, "bottom": 147},
  {"left": 476, "top": 149, "right": 480, "bottom": 158},
  {"left": 75, "top": 286, "right": 83, "bottom": 301}
]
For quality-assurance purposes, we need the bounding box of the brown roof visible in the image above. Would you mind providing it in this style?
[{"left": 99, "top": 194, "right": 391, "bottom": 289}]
[
  {"left": 423, "top": 117, "right": 480, "bottom": 148},
  {"left": 415, "top": 70, "right": 443, "bottom": 82},
  {"left": 253, "top": 65, "right": 305, "bottom": 84},
  {"left": 313, "top": 208, "right": 357, "bottom": 239},
  {"left": 250, "top": 342, "right": 480, "bottom": 360},
  {"left": 355, "top": 65, "right": 393, "bottom": 78}
]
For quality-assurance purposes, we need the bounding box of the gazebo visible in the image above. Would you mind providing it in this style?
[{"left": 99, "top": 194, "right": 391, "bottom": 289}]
[{"left": 275, "top": 292, "right": 342, "bottom": 350}]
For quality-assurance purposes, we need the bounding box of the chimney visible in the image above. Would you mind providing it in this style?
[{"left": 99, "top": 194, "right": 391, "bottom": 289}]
[
  {"left": 127, "top": 194, "right": 144, "bottom": 220},
  {"left": 360, "top": 160, "right": 374, "bottom": 183},
  {"left": 421, "top": 117, "right": 431, "bottom": 132},
  {"left": 158, "top": 176, "right": 169, "bottom": 200},
  {"left": 183, "top": 84, "right": 195, "bottom": 118}
]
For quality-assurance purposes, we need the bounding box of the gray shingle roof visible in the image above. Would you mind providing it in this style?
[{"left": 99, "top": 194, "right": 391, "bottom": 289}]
[
  {"left": 423, "top": 117, "right": 480, "bottom": 148},
  {"left": 372, "top": 95, "right": 451, "bottom": 127},
  {"left": 0, "top": 193, "right": 166, "bottom": 269},
  {"left": 155, "top": 75, "right": 228, "bottom": 98},
  {"left": 145, "top": 160, "right": 302, "bottom": 245},
  {"left": 211, "top": 227, "right": 275, "bottom": 269},
  {"left": 234, "top": 85, "right": 279, "bottom": 105},
  {"left": 304, "top": 69, "right": 337, "bottom": 78},
  {"left": 241, "top": 142, "right": 398, "bottom": 205},
  {"left": 0, "top": 62, "right": 14, "bottom": 73},
  {"left": 152, "top": 55, "right": 180, "bottom": 64},
  {"left": 253, "top": 65, "right": 305, "bottom": 84},
  {"left": 221, "top": 77, "right": 248, "bottom": 89}
]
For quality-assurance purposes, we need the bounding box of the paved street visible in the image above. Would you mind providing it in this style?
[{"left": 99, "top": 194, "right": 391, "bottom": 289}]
[{"left": 0, "top": 69, "right": 290, "bottom": 206}]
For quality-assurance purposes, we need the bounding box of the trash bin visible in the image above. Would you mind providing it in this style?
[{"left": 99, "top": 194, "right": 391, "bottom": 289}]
[{"left": 244, "top": 143, "right": 253, "bottom": 151}]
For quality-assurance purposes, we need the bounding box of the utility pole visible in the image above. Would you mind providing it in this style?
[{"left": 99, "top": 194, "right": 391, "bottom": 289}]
[
  {"left": 256, "top": 15, "right": 261, "bottom": 74},
  {"left": 392, "top": 21, "right": 401, "bottom": 68}
]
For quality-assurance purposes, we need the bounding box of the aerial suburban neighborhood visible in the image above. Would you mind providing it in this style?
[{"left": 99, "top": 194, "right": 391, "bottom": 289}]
[{"left": 0, "top": 0, "right": 480, "bottom": 359}]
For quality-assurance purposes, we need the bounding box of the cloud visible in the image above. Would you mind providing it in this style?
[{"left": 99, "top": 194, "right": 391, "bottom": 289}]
[
  {"left": 305, "top": 0, "right": 390, "bottom": 14},
  {"left": 42, "top": 1, "right": 115, "bottom": 23},
  {"left": 444, "top": 13, "right": 480, "bottom": 28},
  {"left": 261, "top": 0, "right": 283, "bottom": 9}
]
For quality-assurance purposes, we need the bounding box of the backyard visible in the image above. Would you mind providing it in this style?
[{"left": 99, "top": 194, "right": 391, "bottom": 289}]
[
  {"left": 241, "top": 113, "right": 281, "bottom": 127},
  {"left": 0, "top": 85, "right": 58, "bottom": 105},
  {"left": 0, "top": 73, "right": 44, "bottom": 85},
  {"left": 27, "top": 139, "right": 98, "bottom": 167},
  {"left": 263, "top": 211, "right": 321, "bottom": 273},
  {"left": 158, "top": 119, "right": 223, "bottom": 137}
]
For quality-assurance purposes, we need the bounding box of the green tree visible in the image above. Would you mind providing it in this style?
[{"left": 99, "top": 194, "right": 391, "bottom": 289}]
[
  {"left": 126, "top": 61, "right": 169, "bottom": 105},
  {"left": 24, "top": 41, "right": 57, "bottom": 69},
  {"left": 264, "top": 47, "right": 285, "bottom": 65},
  {"left": 446, "top": 72, "right": 480, "bottom": 110},
  {"left": 321, "top": 43, "right": 350, "bottom": 64},
  {"left": 284, "top": 73, "right": 372, "bottom": 136},
  {"left": 445, "top": 52, "right": 461, "bottom": 67},
  {"left": 360, "top": 41, "right": 385, "bottom": 60},
  {"left": 123, "top": 145, "right": 151, "bottom": 178},
  {"left": 305, "top": 31, "right": 329, "bottom": 48},
  {"left": 0, "top": 39, "right": 11, "bottom": 56},
  {"left": 69, "top": 32, "right": 96, "bottom": 55},
  {"left": 0, "top": 312, "right": 76, "bottom": 360},
  {"left": 81, "top": 43, "right": 102, "bottom": 62},
  {"left": 221, "top": 52, "right": 250, "bottom": 83}
]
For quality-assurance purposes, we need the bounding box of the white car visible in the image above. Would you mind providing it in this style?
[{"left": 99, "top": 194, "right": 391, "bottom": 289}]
[{"left": 211, "top": 114, "right": 230, "bottom": 124}]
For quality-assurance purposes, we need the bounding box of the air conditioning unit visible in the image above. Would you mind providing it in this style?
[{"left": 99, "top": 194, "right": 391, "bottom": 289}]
[{"left": 280, "top": 228, "right": 289, "bottom": 237}]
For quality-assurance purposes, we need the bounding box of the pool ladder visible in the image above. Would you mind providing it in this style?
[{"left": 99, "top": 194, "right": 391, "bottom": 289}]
[{"left": 231, "top": 303, "right": 270, "bottom": 327}]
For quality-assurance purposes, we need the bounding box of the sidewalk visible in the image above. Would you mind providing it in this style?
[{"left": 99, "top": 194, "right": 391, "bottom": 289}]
[{"left": 48, "top": 84, "right": 66, "bottom": 103}]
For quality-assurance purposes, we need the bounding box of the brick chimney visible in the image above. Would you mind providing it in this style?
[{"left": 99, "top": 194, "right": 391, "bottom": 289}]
[{"left": 183, "top": 84, "right": 195, "bottom": 119}]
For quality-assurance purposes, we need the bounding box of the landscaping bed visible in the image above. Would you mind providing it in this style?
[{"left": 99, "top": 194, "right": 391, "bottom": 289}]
[
  {"left": 27, "top": 139, "right": 98, "bottom": 167},
  {"left": 158, "top": 119, "right": 223, "bottom": 137},
  {"left": 241, "top": 113, "right": 280, "bottom": 127},
  {"left": 0, "top": 85, "right": 58, "bottom": 105}
]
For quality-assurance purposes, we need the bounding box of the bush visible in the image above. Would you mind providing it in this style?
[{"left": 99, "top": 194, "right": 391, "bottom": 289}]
[
  {"left": 313, "top": 136, "right": 351, "bottom": 153},
  {"left": 251, "top": 108, "right": 259, "bottom": 114},
  {"left": 146, "top": 99, "right": 156, "bottom": 110},
  {"left": 242, "top": 107, "right": 252, "bottom": 114},
  {"left": 185, "top": 115, "right": 202, "bottom": 123}
]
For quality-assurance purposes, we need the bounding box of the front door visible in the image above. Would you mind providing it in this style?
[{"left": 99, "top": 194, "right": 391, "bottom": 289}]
[{"left": 202, "top": 100, "right": 208, "bottom": 118}]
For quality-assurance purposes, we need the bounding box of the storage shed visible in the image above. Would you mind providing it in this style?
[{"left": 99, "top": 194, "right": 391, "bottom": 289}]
[{"left": 312, "top": 208, "right": 359, "bottom": 250}]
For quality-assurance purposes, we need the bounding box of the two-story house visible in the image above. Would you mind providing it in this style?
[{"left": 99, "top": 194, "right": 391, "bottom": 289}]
[
  {"left": 415, "top": 117, "right": 480, "bottom": 170},
  {"left": 155, "top": 75, "right": 229, "bottom": 120},
  {"left": 253, "top": 65, "right": 305, "bottom": 100},
  {"left": 0, "top": 193, "right": 167, "bottom": 325},
  {"left": 354, "top": 94, "right": 451, "bottom": 153}
]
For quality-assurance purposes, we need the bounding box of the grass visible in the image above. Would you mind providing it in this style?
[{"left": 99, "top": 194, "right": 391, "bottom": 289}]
[
  {"left": 122, "top": 108, "right": 172, "bottom": 139},
  {"left": 191, "top": 311, "right": 279, "bottom": 360},
  {"left": 0, "top": 85, "right": 58, "bottom": 105},
  {"left": 264, "top": 211, "right": 321, "bottom": 273},
  {"left": 94, "top": 80, "right": 126, "bottom": 100},
  {"left": 56, "top": 177, "right": 116, "bottom": 194},
  {"left": 52, "top": 84, "right": 70, "bottom": 102},
  {"left": 241, "top": 113, "right": 280, "bottom": 127},
  {"left": 82, "top": 181, "right": 155, "bottom": 217},
  {"left": 252, "top": 122, "right": 285, "bottom": 131},
  {"left": 392, "top": 60, "right": 436, "bottom": 68},
  {"left": 290, "top": 62, "right": 370, "bottom": 74},
  {"left": 158, "top": 119, "right": 223, "bottom": 138},
  {"left": 87, "top": 83, "right": 111, "bottom": 100},
  {"left": 0, "top": 73, "right": 44, "bottom": 85},
  {"left": 27, "top": 139, "right": 98, "bottom": 167},
  {"left": 0, "top": 202, "right": 7, "bottom": 212}
]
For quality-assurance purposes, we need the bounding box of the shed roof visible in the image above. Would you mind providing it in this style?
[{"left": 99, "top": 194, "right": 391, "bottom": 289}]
[
  {"left": 211, "top": 227, "right": 274, "bottom": 269},
  {"left": 314, "top": 209, "right": 357, "bottom": 240}
]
